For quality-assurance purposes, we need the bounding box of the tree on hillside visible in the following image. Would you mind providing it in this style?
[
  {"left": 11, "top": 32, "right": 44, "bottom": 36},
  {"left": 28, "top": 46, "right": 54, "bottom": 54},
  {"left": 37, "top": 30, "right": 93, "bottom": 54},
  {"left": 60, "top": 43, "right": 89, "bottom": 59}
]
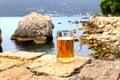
[{"left": 100, "top": 0, "right": 120, "bottom": 16}]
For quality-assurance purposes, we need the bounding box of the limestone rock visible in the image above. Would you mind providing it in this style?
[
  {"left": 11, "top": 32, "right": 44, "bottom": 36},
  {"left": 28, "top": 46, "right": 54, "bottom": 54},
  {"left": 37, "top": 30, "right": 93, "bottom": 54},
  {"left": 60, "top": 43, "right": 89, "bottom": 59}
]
[
  {"left": 78, "top": 60, "right": 120, "bottom": 80},
  {"left": 0, "top": 67, "right": 34, "bottom": 80},
  {"left": 11, "top": 12, "right": 54, "bottom": 44},
  {"left": 0, "top": 57, "right": 30, "bottom": 72},
  {"left": 29, "top": 75, "right": 54, "bottom": 80},
  {"left": 0, "top": 51, "right": 45, "bottom": 60},
  {"left": 0, "top": 52, "right": 93, "bottom": 80},
  {"left": 81, "top": 17, "right": 120, "bottom": 58},
  {"left": 28, "top": 55, "right": 91, "bottom": 77},
  {"left": 0, "top": 66, "right": 54, "bottom": 80}
]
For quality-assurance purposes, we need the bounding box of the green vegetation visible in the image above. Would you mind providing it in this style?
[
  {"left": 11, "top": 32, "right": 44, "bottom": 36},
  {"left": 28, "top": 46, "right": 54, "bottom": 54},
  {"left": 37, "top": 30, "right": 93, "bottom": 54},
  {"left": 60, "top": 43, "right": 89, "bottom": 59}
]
[
  {"left": 93, "top": 13, "right": 101, "bottom": 18},
  {"left": 100, "top": 0, "right": 120, "bottom": 16}
]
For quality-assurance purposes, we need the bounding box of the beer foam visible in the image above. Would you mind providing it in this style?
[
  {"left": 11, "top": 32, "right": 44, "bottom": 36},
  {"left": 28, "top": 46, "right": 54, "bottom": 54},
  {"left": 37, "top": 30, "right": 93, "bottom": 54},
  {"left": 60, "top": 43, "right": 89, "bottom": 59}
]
[{"left": 57, "top": 37, "right": 73, "bottom": 40}]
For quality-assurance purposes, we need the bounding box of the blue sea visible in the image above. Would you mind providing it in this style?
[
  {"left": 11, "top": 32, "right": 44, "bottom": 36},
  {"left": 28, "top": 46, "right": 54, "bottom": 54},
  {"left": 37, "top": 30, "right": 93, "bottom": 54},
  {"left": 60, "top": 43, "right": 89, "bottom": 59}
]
[{"left": 0, "top": 16, "right": 94, "bottom": 57}]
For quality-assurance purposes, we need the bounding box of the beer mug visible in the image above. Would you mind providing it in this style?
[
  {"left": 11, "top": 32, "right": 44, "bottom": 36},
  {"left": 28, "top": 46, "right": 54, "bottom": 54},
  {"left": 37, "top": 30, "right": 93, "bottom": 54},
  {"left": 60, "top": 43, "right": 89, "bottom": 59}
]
[{"left": 56, "top": 30, "right": 82, "bottom": 62}]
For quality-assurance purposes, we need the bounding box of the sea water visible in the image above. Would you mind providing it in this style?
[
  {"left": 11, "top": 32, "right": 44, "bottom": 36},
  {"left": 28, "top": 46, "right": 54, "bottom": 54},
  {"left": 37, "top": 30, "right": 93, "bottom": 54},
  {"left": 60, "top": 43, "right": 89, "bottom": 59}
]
[{"left": 0, "top": 16, "right": 94, "bottom": 57}]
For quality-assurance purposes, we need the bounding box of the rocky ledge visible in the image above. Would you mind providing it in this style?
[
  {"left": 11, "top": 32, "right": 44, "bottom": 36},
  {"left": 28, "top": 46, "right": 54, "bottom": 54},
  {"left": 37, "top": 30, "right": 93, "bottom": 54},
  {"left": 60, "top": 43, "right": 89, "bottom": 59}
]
[
  {"left": 0, "top": 51, "right": 90, "bottom": 80},
  {"left": 0, "top": 51, "right": 120, "bottom": 80},
  {"left": 80, "top": 17, "right": 120, "bottom": 59}
]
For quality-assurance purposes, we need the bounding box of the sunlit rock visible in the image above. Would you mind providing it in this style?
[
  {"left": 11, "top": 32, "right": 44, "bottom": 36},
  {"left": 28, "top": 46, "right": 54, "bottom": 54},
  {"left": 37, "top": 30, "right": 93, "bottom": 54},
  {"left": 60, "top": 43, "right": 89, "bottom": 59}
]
[
  {"left": 28, "top": 55, "right": 90, "bottom": 77},
  {"left": 11, "top": 12, "right": 54, "bottom": 44},
  {"left": 81, "top": 17, "right": 120, "bottom": 59},
  {"left": 78, "top": 60, "right": 120, "bottom": 80}
]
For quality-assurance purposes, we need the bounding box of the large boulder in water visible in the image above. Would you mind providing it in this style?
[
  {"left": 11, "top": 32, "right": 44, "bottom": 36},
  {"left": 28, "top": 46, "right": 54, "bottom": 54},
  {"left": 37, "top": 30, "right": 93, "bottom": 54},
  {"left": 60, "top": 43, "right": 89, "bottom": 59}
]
[{"left": 11, "top": 12, "right": 54, "bottom": 44}]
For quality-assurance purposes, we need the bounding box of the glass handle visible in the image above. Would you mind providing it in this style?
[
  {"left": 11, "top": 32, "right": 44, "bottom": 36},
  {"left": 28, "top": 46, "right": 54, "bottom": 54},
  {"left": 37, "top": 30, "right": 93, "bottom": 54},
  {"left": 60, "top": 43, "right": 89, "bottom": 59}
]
[{"left": 74, "top": 35, "right": 82, "bottom": 55}]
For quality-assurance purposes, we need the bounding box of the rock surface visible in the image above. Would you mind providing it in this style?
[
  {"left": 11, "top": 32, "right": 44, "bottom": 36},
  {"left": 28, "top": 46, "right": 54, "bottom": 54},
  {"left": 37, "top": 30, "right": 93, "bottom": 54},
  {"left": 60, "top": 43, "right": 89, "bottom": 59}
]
[
  {"left": 11, "top": 12, "right": 54, "bottom": 44},
  {"left": 0, "top": 51, "right": 120, "bottom": 80},
  {"left": 0, "top": 51, "right": 90, "bottom": 80},
  {"left": 78, "top": 60, "right": 120, "bottom": 80},
  {"left": 80, "top": 17, "right": 120, "bottom": 59},
  {"left": 28, "top": 55, "right": 90, "bottom": 77},
  {"left": 0, "top": 51, "right": 45, "bottom": 60}
]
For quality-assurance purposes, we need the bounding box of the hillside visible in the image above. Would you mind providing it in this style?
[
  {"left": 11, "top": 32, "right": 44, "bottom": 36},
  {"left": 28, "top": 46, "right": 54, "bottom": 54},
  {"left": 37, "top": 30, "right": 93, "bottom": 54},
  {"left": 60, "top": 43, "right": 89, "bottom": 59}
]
[{"left": 0, "top": 0, "right": 101, "bottom": 16}]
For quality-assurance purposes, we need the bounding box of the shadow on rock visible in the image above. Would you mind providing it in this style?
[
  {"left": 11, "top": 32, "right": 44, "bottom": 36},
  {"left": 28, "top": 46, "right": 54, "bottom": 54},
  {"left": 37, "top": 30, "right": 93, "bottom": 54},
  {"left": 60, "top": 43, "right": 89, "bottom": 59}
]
[{"left": 0, "top": 46, "right": 3, "bottom": 52}]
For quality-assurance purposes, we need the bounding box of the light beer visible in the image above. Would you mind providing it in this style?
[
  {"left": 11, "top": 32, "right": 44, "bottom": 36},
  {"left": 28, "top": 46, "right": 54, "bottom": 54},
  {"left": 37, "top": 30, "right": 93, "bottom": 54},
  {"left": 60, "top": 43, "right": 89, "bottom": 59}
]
[
  {"left": 57, "top": 37, "right": 74, "bottom": 62},
  {"left": 56, "top": 30, "right": 82, "bottom": 62}
]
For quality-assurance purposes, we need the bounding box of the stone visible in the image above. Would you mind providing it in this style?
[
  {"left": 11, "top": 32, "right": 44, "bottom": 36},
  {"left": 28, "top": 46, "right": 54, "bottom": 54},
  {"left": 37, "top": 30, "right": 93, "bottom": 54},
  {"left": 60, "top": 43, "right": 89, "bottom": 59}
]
[
  {"left": 0, "top": 53, "right": 57, "bottom": 80},
  {"left": 11, "top": 12, "right": 54, "bottom": 44},
  {"left": 0, "top": 65, "right": 54, "bottom": 80},
  {"left": 30, "top": 75, "right": 54, "bottom": 80},
  {"left": 78, "top": 60, "right": 120, "bottom": 80},
  {"left": 0, "top": 67, "right": 34, "bottom": 80},
  {"left": 28, "top": 55, "right": 91, "bottom": 77},
  {"left": 0, "top": 57, "right": 30, "bottom": 72},
  {"left": 0, "top": 51, "right": 45, "bottom": 60},
  {"left": 81, "top": 17, "right": 120, "bottom": 58},
  {"left": 33, "top": 36, "right": 47, "bottom": 44}
]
